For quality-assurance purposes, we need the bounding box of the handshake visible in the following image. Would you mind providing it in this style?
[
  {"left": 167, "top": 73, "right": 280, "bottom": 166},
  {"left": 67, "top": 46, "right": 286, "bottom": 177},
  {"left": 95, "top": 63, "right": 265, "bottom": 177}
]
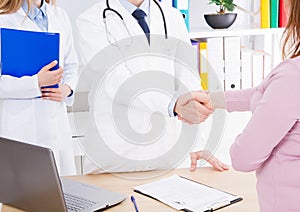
[
  {"left": 174, "top": 91, "right": 218, "bottom": 124},
  {"left": 175, "top": 91, "right": 229, "bottom": 171}
]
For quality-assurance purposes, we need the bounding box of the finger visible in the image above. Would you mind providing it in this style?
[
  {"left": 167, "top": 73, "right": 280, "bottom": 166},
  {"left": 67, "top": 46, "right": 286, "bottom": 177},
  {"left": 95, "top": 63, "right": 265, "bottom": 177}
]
[
  {"left": 206, "top": 155, "right": 229, "bottom": 171},
  {"left": 221, "top": 163, "right": 229, "bottom": 170},
  {"left": 197, "top": 105, "right": 213, "bottom": 120},
  {"left": 179, "top": 95, "right": 194, "bottom": 106},
  {"left": 218, "top": 161, "right": 229, "bottom": 170},
  {"left": 53, "top": 67, "right": 63, "bottom": 74},
  {"left": 42, "top": 92, "right": 62, "bottom": 100},
  {"left": 190, "top": 152, "right": 200, "bottom": 172},
  {"left": 213, "top": 161, "right": 229, "bottom": 172},
  {"left": 211, "top": 161, "right": 225, "bottom": 171},
  {"left": 42, "top": 92, "right": 62, "bottom": 98},
  {"left": 41, "top": 88, "right": 56, "bottom": 92},
  {"left": 182, "top": 103, "right": 210, "bottom": 124},
  {"left": 51, "top": 68, "right": 63, "bottom": 79},
  {"left": 42, "top": 93, "right": 63, "bottom": 102},
  {"left": 42, "top": 60, "right": 58, "bottom": 71}
]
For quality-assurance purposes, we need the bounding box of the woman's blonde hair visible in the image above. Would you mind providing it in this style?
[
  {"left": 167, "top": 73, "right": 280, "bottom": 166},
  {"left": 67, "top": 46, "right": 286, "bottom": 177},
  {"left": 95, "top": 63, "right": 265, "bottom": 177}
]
[
  {"left": 0, "top": 0, "right": 54, "bottom": 15},
  {"left": 282, "top": 0, "right": 300, "bottom": 59}
]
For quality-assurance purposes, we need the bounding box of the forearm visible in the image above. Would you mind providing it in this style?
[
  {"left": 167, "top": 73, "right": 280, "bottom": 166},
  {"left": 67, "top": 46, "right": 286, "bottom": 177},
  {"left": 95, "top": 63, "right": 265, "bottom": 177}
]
[
  {"left": 210, "top": 88, "right": 256, "bottom": 111},
  {"left": 209, "top": 92, "right": 225, "bottom": 109}
]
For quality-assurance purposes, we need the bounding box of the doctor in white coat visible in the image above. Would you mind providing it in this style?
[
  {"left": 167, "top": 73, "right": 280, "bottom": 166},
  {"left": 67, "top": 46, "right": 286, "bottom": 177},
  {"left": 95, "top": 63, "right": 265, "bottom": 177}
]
[
  {"left": 0, "top": 0, "right": 78, "bottom": 176},
  {"left": 76, "top": 0, "right": 227, "bottom": 173}
]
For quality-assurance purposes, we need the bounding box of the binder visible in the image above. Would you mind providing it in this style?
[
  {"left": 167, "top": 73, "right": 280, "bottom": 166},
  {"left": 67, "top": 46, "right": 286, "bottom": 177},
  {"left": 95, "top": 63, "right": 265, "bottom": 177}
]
[
  {"left": 0, "top": 28, "right": 60, "bottom": 88},
  {"left": 199, "top": 41, "right": 208, "bottom": 90},
  {"left": 224, "top": 37, "right": 241, "bottom": 90},
  {"left": 270, "top": 0, "right": 279, "bottom": 28},
  {"left": 206, "top": 37, "right": 224, "bottom": 92},
  {"left": 191, "top": 41, "right": 202, "bottom": 87},
  {"left": 241, "top": 47, "right": 253, "bottom": 89},
  {"left": 260, "top": 0, "right": 270, "bottom": 28},
  {"left": 173, "top": 0, "right": 190, "bottom": 31},
  {"left": 134, "top": 174, "right": 243, "bottom": 212},
  {"left": 279, "top": 0, "right": 287, "bottom": 27}
]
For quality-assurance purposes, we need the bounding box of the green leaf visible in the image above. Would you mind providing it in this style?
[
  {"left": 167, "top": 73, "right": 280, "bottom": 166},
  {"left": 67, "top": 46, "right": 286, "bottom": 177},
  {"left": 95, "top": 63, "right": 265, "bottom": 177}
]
[
  {"left": 209, "top": 0, "right": 221, "bottom": 4},
  {"left": 209, "top": 0, "right": 235, "bottom": 13},
  {"left": 225, "top": 4, "right": 235, "bottom": 11},
  {"left": 224, "top": 0, "right": 233, "bottom": 4}
]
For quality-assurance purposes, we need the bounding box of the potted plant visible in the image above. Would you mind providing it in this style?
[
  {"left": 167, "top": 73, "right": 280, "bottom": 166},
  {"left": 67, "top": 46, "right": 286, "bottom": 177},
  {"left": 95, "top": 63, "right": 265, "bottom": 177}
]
[{"left": 204, "top": 0, "right": 237, "bottom": 29}]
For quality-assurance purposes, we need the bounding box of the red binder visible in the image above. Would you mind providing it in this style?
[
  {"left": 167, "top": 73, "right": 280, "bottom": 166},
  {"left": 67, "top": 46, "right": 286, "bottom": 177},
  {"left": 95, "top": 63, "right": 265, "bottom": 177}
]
[{"left": 279, "top": 0, "right": 288, "bottom": 27}]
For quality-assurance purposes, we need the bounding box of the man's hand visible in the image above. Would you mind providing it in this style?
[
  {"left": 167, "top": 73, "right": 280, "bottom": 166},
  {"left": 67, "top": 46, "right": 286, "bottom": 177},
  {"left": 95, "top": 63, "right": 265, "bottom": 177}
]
[
  {"left": 190, "top": 151, "right": 229, "bottom": 172},
  {"left": 174, "top": 91, "right": 214, "bottom": 124},
  {"left": 41, "top": 84, "right": 72, "bottom": 102}
]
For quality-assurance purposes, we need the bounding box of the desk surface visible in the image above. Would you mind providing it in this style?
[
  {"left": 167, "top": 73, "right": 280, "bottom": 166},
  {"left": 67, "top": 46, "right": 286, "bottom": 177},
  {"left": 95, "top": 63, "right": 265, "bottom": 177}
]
[{"left": 2, "top": 167, "right": 258, "bottom": 212}]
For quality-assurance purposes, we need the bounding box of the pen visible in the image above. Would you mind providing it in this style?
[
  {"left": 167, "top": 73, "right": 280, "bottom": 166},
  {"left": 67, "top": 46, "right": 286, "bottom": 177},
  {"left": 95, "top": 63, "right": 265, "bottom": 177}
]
[{"left": 131, "top": 195, "right": 139, "bottom": 212}]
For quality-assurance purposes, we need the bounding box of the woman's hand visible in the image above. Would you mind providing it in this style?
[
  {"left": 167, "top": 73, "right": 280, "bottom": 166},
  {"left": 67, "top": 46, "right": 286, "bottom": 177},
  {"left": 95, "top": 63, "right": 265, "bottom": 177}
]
[
  {"left": 190, "top": 151, "right": 229, "bottom": 172},
  {"left": 37, "top": 60, "right": 63, "bottom": 87},
  {"left": 41, "top": 84, "right": 72, "bottom": 102}
]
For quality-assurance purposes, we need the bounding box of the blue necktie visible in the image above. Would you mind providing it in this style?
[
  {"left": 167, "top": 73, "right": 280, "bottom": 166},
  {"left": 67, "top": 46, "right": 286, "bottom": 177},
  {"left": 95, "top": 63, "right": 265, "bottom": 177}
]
[{"left": 132, "top": 9, "right": 150, "bottom": 43}]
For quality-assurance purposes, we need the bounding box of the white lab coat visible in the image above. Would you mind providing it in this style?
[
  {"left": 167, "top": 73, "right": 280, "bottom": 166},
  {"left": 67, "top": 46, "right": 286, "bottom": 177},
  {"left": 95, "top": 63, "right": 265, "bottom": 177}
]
[
  {"left": 76, "top": 0, "right": 203, "bottom": 173},
  {"left": 0, "top": 4, "right": 78, "bottom": 176}
]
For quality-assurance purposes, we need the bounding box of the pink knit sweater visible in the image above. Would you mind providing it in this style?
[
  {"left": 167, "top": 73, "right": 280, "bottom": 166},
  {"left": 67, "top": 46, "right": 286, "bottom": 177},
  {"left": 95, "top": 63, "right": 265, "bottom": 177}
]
[{"left": 226, "top": 57, "right": 300, "bottom": 212}]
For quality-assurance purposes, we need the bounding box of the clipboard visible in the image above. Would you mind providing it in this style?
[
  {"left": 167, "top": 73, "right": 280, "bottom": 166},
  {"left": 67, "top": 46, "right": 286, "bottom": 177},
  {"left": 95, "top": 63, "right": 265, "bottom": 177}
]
[
  {"left": 0, "top": 28, "right": 60, "bottom": 88},
  {"left": 133, "top": 174, "right": 242, "bottom": 212}
]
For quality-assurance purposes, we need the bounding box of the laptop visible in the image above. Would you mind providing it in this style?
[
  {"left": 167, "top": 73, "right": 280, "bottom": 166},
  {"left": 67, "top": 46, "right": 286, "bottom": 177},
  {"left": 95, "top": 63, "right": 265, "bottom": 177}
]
[{"left": 0, "top": 137, "right": 126, "bottom": 212}]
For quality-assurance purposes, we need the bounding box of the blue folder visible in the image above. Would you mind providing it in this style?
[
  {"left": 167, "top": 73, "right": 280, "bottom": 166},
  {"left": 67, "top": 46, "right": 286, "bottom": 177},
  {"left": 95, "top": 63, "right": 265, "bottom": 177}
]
[
  {"left": 173, "top": 0, "right": 190, "bottom": 31},
  {"left": 0, "top": 28, "right": 60, "bottom": 88}
]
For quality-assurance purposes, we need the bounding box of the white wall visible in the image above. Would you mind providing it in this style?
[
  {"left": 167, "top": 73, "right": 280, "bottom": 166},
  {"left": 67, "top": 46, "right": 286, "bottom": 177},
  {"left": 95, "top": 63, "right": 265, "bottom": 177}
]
[{"left": 56, "top": 0, "right": 100, "bottom": 53}]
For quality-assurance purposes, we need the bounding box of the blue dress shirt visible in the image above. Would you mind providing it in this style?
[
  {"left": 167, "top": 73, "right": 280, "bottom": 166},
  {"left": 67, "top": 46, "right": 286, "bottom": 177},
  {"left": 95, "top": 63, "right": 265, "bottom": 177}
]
[
  {"left": 119, "top": 0, "right": 150, "bottom": 25},
  {"left": 22, "top": 0, "right": 48, "bottom": 31}
]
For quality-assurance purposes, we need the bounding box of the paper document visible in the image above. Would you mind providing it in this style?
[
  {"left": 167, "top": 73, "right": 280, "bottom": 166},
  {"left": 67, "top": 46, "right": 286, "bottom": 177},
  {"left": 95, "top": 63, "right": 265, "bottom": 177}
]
[{"left": 133, "top": 174, "right": 242, "bottom": 212}]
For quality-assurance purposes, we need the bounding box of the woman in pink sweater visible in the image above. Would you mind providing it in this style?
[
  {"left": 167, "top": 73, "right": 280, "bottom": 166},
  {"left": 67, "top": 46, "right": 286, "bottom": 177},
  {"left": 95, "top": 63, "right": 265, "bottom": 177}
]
[{"left": 185, "top": 0, "right": 300, "bottom": 211}]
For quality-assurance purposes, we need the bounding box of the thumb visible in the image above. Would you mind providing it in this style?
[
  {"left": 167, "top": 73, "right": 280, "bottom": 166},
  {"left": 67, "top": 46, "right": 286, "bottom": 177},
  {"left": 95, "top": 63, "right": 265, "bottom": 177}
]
[
  {"left": 42, "top": 60, "right": 58, "bottom": 71},
  {"left": 192, "top": 91, "right": 210, "bottom": 104}
]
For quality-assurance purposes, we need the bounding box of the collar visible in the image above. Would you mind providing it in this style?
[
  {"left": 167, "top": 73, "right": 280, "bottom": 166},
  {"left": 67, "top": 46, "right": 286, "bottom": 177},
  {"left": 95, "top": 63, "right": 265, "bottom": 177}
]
[
  {"left": 119, "top": 0, "right": 150, "bottom": 17},
  {"left": 22, "top": 0, "right": 47, "bottom": 20}
]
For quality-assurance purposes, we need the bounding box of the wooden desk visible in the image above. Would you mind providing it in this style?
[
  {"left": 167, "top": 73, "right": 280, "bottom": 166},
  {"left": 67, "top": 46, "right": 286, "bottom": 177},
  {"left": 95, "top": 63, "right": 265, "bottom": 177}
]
[{"left": 2, "top": 167, "right": 258, "bottom": 212}]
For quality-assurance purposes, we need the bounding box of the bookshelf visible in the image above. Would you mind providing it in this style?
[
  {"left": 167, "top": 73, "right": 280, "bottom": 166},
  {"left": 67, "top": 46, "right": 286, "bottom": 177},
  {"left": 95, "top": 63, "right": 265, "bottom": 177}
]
[
  {"left": 188, "top": 5, "right": 285, "bottom": 165},
  {"left": 189, "top": 25, "right": 285, "bottom": 39}
]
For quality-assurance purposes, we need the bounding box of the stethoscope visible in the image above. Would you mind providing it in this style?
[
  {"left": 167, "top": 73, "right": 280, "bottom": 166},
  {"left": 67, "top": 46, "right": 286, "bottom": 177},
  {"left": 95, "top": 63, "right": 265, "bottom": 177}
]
[{"left": 102, "top": 0, "right": 168, "bottom": 44}]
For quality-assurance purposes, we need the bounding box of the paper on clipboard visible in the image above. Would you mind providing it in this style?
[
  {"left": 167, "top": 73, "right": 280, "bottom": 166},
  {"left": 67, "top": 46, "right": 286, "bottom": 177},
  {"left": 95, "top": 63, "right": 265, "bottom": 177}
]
[{"left": 133, "top": 174, "right": 242, "bottom": 212}]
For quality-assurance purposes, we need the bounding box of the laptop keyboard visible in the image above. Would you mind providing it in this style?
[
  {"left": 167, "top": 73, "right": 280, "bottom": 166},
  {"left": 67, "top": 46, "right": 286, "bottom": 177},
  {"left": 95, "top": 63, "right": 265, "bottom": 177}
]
[{"left": 64, "top": 193, "right": 98, "bottom": 212}]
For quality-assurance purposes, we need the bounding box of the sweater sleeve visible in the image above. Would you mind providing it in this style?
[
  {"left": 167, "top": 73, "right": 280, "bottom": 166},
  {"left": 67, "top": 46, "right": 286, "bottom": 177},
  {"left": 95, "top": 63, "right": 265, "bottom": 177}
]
[
  {"left": 225, "top": 88, "right": 256, "bottom": 112},
  {"left": 230, "top": 62, "right": 300, "bottom": 172}
]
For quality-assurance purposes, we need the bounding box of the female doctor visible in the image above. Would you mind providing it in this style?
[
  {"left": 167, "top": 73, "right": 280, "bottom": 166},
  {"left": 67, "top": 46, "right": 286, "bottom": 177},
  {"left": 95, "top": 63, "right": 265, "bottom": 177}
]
[
  {"left": 0, "top": 0, "right": 78, "bottom": 176},
  {"left": 76, "top": 0, "right": 227, "bottom": 173}
]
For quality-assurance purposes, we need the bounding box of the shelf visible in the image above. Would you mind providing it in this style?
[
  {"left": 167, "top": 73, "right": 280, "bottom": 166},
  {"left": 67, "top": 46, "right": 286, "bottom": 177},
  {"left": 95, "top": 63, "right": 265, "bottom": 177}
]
[{"left": 189, "top": 25, "right": 285, "bottom": 39}]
